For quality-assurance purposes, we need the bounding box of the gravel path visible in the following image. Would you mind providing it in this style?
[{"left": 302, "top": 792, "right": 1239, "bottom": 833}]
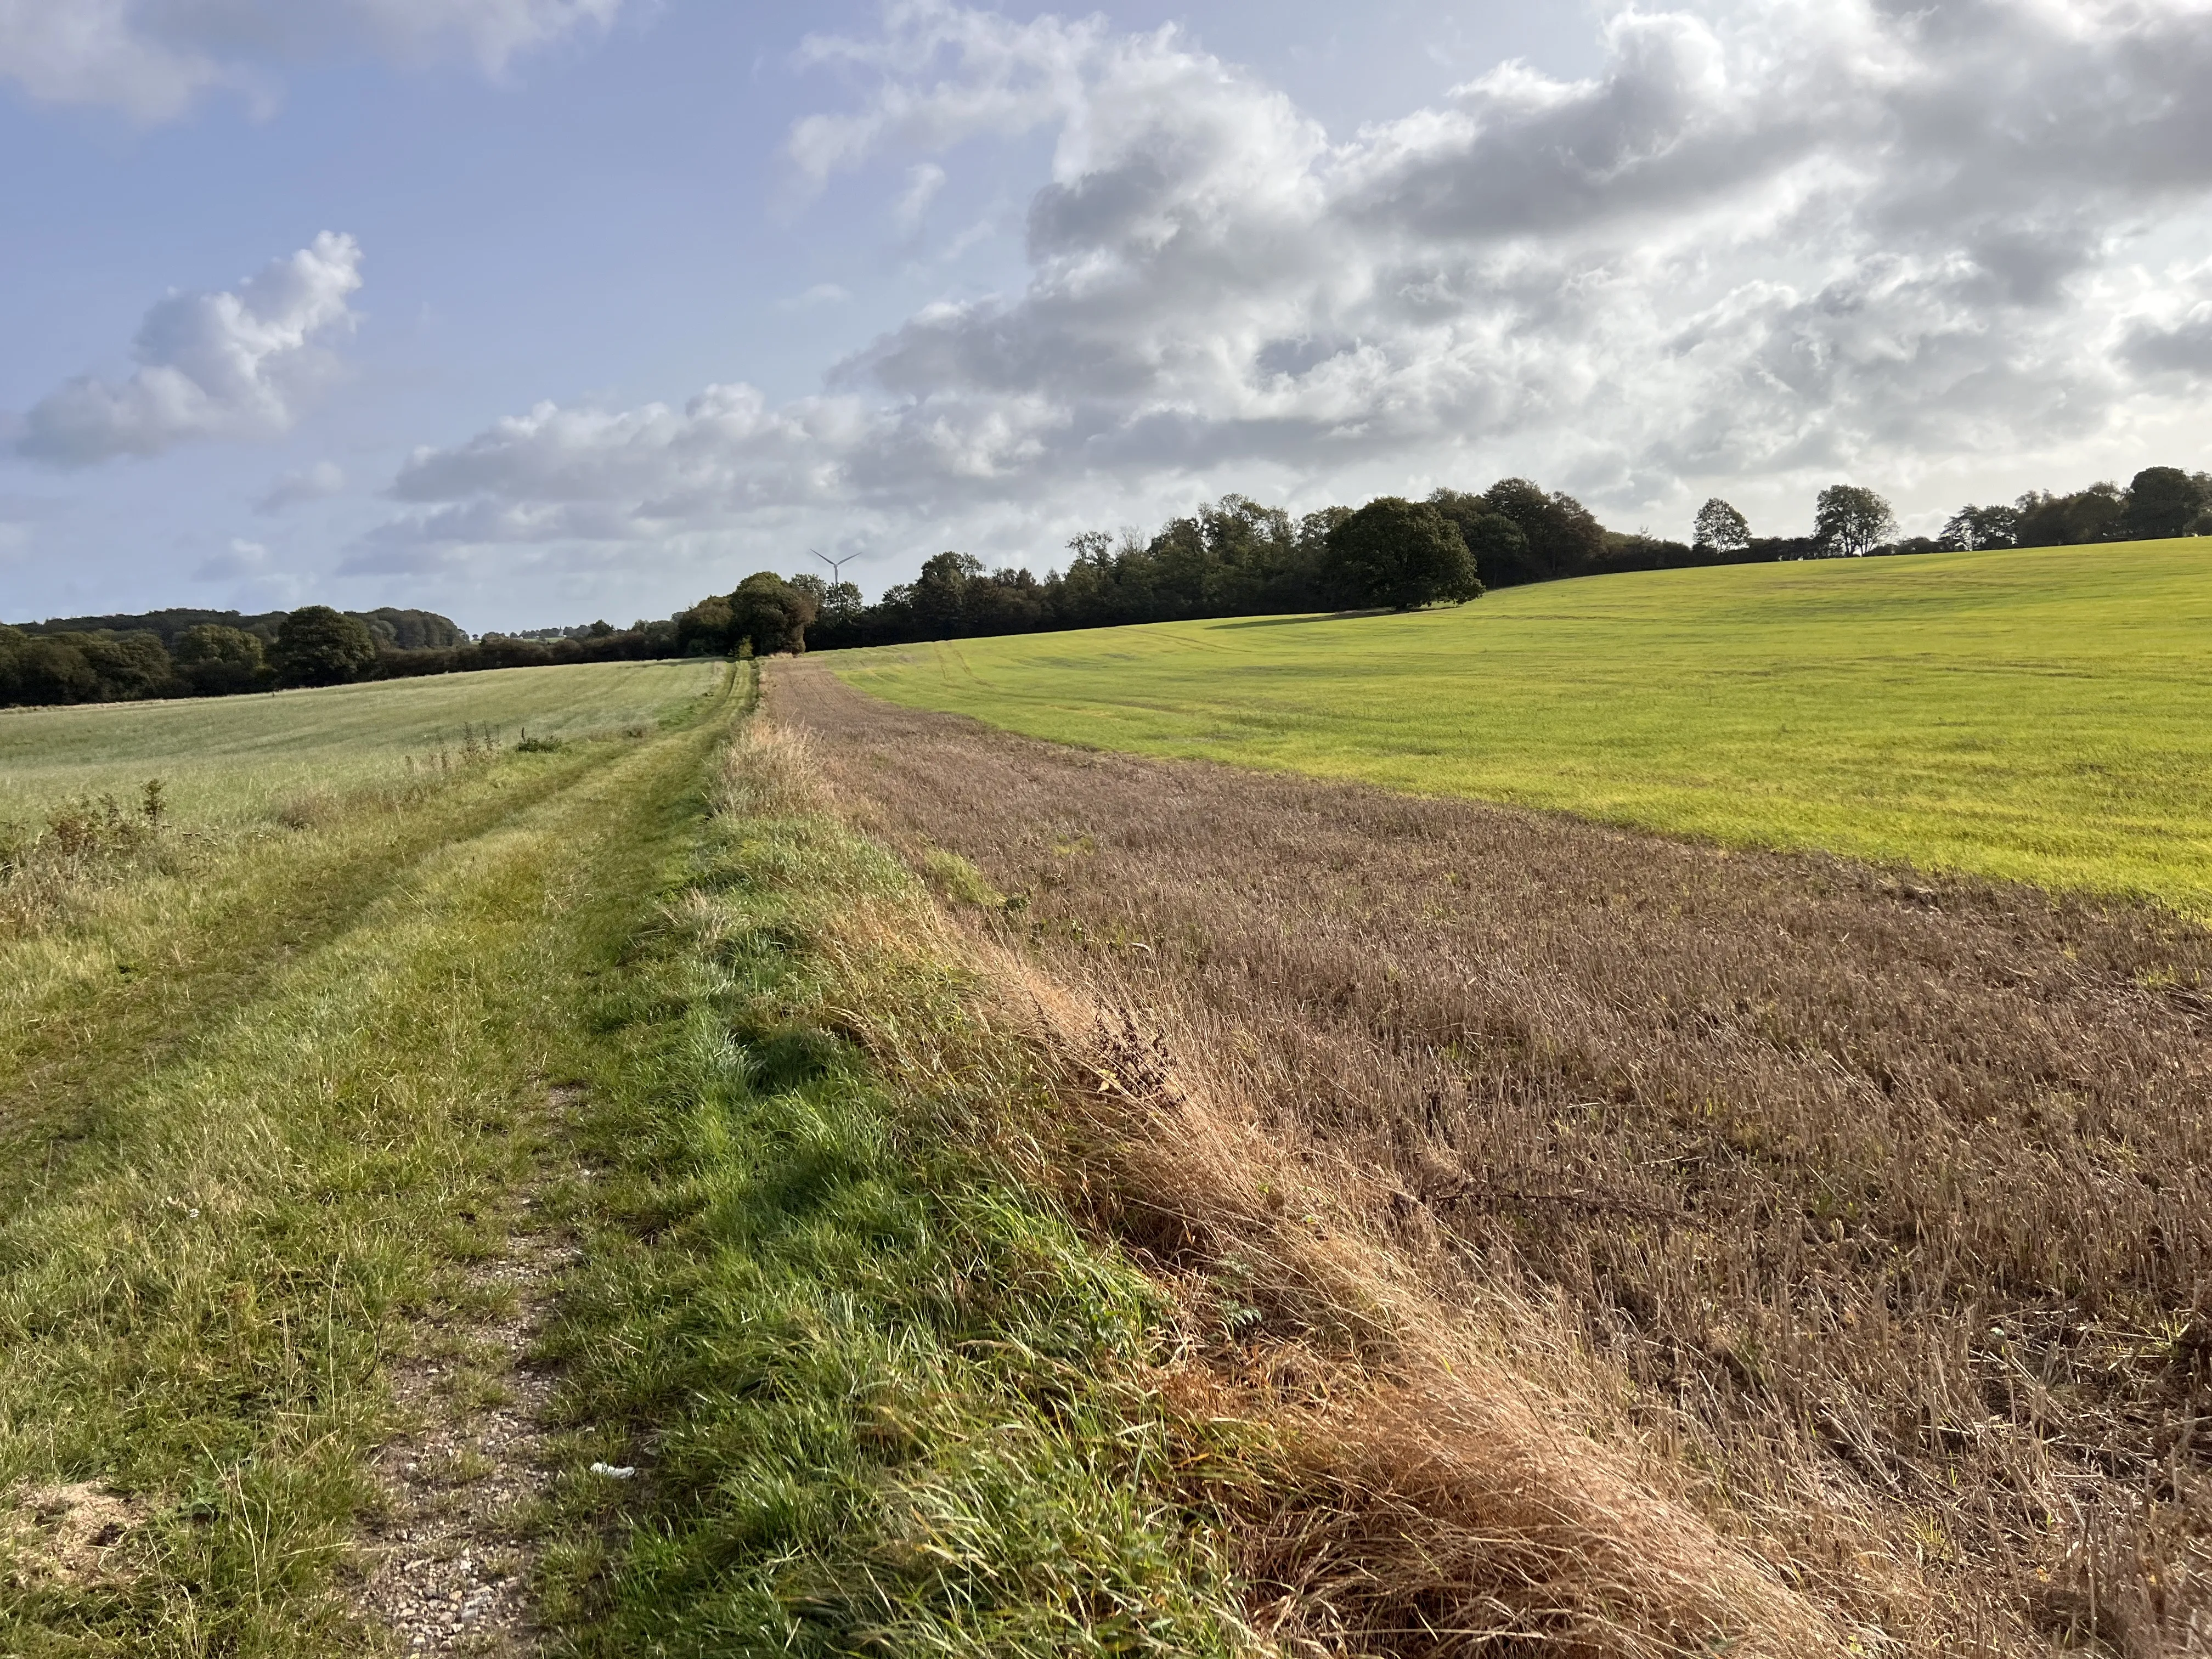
[{"left": 351, "top": 1093, "right": 585, "bottom": 1656}]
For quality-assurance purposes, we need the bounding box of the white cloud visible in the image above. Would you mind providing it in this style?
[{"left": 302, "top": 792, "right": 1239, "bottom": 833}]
[
  {"left": 0, "top": 0, "right": 628, "bottom": 120},
  {"left": 780, "top": 283, "right": 854, "bottom": 312},
  {"left": 366, "top": 0, "right": 2212, "bottom": 576},
  {"left": 193, "top": 535, "right": 270, "bottom": 580},
  {"left": 893, "top": 161, "right": 946, "bottom": 233},
  {"left": 18, "top": 232, "right": 363, "bottom": 467},
  {"left": 255, "top": 459, "right": 348, "bottom": 512}
]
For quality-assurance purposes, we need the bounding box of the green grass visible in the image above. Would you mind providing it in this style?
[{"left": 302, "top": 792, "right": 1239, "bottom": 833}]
[
  {"left": 0, "top": 658, "right": 722, "bottom": 827},
  {"left": 0, "top": 664, "right": 1254, "bottom": 1656},
  {"left": 827, "top": 540, "right": 2212, "bottom": 914},
  {"left": 531, "top": 730, "right": 1254, "bottom": 1656},
  {"left": 0, "top": 672, "right": 738, "bottom": 1655}
]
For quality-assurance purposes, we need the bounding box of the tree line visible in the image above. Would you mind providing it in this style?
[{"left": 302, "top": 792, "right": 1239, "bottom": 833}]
[
  {"left": 8, "top": 462, "right": 2206, "bottom": 706},
  {"left": 0, "top": 603, "right": 678, "bottom": 707},
  {"left": 770, "top": 463, "right": 2212, "bottom": 652}
]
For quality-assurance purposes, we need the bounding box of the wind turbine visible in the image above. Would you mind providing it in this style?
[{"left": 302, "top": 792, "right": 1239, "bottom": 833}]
[{"left": 808, "top": 548, "right": 856, "bottom": 586}]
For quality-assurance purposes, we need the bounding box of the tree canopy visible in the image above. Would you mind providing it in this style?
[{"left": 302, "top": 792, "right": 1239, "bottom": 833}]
[
  {"left": 274, "top": 606, "right": 379, "bottom": 687},
  {"left": 1321, "top": 498, "right": 1481, "bottom": 611},
  {"left": 1813, "top": 486, "right": 1897, "bottom": 557},
  {"left": 1692, "top": 498, "right": 1752, "bottom": 554}
]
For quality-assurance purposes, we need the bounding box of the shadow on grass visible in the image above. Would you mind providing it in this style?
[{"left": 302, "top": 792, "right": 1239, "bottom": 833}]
[{"left": 1210, "top": 608, "right": 1398, "bottom": 630}]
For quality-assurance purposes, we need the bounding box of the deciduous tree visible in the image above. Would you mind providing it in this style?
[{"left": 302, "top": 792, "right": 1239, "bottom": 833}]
[
  {"left": 274, "top": 606, "right": 377, "bottom": 687},
  {"left": 1692, "top": 498, "right": 1751, "bottom": 555},
  {"left": 2118, "top": 466, "right": 2205, "bottom": 541},
  {"left": 1322, "top": 498, "right": 1481, "bottom": 610},
  {"left": 1813, "top": 486, "right": 1896, "bottom": 557}
]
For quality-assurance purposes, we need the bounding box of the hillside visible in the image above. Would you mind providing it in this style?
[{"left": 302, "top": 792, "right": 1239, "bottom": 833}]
[{"left": 827, "top": 539, "right": 2212, "bottom": 915}]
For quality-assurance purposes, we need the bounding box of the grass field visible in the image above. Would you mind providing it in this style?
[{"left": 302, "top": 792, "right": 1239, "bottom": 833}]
[
  {"left": 8, "top": 629, "right": 2206, "bottom": 1655},
  {"left": 0, "top": 661, "right": 1269, "bottom": 1657},
  {"left": 827, "top": 540, "right": 2212, "bottom": 913},
  {"left": 0, "top": 658, "right": 721, "bottom": 827}
]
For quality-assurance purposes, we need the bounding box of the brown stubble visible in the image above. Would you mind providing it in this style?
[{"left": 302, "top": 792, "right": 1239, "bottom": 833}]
[{"left": 769, "top": 659, "right": 2212, "bottom": 1656}]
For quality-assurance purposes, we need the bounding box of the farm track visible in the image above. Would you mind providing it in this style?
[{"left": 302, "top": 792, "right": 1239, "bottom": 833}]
[
  {"left": 774, "top": 657, "right": 2212, "bottom": 1655},
  {"left": 0, "top": 689, "right": 736, "bottom": 1657},
  {"left": 0, "top": 753, "right": 614, "bottom": 1214}
]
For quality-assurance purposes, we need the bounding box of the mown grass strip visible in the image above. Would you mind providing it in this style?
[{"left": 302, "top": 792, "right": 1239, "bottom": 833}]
[
  {"left": 534, "top": 728, "right": 1257, "bottom": 1657},
  {"left": 0, "top": 691, "right": 732, "bottom": 1657}
]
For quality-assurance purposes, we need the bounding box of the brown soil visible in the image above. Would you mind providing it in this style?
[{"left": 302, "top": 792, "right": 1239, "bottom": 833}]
[{"left": 770, "top": 658, "right": 2212, "bottom": 1656}]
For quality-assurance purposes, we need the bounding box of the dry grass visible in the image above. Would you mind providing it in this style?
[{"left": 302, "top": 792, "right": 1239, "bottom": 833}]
[
  {"left": 2, "top": 1483, "right": 149, "bottom": 1589},
  {"left": 742, "top": 704, "right": 1847, "bottom": 1656},
  {"left": 770, "top": 659, "right": 2212, "bottom": 1656}
]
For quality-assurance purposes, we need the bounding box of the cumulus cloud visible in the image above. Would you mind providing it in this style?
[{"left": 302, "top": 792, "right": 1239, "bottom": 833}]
[
  {"left": 368, "top": 0, "right": 2212, "bottom": 573},
  {"left": 255, "top": 459, "right": 348, "bottom": 512},
  {"left": 18, "top": 233, "right": 363, "bottom": 467},
  {"left": 0, "top": 0, "right": 627, "bottom": 120}
]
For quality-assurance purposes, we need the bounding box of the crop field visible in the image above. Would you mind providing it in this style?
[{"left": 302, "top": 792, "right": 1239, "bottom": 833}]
[
  {"left": 0, "top": 658, "right": 721, "bottom": 827},
  {"left": 4, "top": 624, "right": 2207, "bottom": 1658},
  {"left": 776, "top": 657, "right": 2212, "bottom": 1655},
  {"left": 827, "top": 540, "right": 2212, "bottom": 915}
]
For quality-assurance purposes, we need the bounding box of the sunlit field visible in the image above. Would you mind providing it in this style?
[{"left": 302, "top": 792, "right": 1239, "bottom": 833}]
[
  {"left": 0, "top": 657, "right": 721, "bottom": 827},
  {"left": 828, "top": 540, "right": 2212, "bottom": 913}
]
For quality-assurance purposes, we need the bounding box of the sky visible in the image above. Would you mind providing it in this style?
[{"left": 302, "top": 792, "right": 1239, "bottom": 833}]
[{"left": 5, "top": 1, "right": 2212, "bottom": 634}]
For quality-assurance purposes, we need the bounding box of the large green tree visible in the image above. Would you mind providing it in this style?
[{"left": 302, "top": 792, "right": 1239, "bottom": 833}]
[
  {"left": 1939, "top": 504, "right": 2020, "bottom": 551},
  {"left": 2118, "top": 466, "right": 2207, "bottom": 541},
  {"left": 1691, "top": 498, "right": 1751, "bottom": 555},
  {"left": 1442, "top": 479, "right": 1606, "bottom": 585},
  {"left": 728, "top": 572, "right": 820, "bottom": 656},
  {"left": 2015, "top": 483, "right": 2123, "bottom": 548},
  {"left": 1813, "top": 485, "right": 1897, "bottom": 557},
  {"left": 174, "top": 624, "right": 270, "bottom": 696},
  {"left": 274, "top": 606, "right": 379, "bottom": 687},
  {"left": 1321, "top": 498, "right": 1481, "bottom": 610}
]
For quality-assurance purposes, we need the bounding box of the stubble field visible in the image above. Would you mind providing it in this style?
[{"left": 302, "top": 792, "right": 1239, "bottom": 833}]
[{"left": 774, "top": 656, "right": 2212, "bottom": 1654}]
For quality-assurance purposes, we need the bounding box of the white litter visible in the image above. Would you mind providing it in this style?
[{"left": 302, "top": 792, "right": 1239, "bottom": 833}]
[{"left": 589, "top": 1462, "right": 637, "bottom": 1479}]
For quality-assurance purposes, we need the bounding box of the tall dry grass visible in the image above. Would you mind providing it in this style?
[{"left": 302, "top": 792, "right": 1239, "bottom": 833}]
[{"left": 770, "top": 659, "right": 2212, "bottom": 1656}]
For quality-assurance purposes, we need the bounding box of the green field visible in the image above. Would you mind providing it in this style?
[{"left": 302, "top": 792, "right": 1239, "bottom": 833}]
[
  {"left": 828, "top": 540, "right": 2212, "bottom": 913},
  {"left": 0, "top": 658, "right": 721, "bottom": 826},
  {"left": 0, "top": 661, "right": 1259, "bottom": 1656}
]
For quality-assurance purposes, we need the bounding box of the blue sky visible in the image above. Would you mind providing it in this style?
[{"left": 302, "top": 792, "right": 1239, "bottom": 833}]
[{"left": 5, "top": 1, "right": 2212, "bottom": 633}]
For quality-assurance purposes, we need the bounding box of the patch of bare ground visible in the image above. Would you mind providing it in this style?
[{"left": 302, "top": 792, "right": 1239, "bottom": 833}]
[
  {"left": 3, "top": 1482, "right": 150, "bottom": 1589},
  {"left": 770, "top": 659, "right": 2212, "bottom": 1657},
  {"left": 349, "top": 1088, "right": 585, "bottom": 1656}
]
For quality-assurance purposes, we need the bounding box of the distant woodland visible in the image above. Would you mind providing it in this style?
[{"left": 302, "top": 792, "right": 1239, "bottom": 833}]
[{"left": 6, "top": 465, "right": 2209, "bottom": 706}]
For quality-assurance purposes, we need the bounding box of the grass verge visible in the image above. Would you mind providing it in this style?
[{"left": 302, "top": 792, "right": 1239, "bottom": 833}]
[
  {"left": 539, "top": 718, "right": 1850, "bottom": 1658},
  {"left": 533, "top": 725, "right": 1256, "bottom": 1656}
]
